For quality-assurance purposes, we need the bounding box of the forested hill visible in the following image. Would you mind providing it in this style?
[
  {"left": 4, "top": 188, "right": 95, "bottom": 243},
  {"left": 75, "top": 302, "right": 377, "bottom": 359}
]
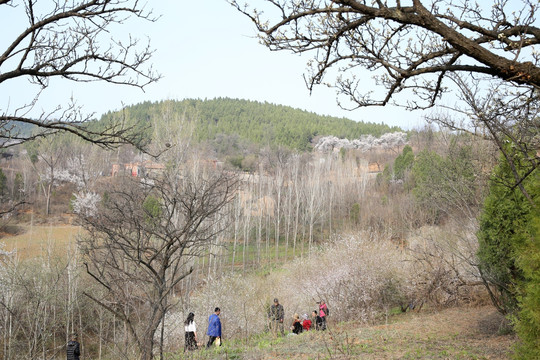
[{"left": 100, "top": 98, "right": 402, "bottom": 151}]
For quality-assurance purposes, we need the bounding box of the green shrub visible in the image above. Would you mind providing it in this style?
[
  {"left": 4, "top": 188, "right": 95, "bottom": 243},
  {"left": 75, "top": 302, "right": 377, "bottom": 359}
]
[{"left": 393, "top": 145, "right": 414, "bottom": 180}]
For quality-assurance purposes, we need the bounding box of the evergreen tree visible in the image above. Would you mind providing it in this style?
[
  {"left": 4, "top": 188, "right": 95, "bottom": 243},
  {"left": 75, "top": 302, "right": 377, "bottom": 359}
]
[
  {"left": 13, "top": 173, "right": 23, "bottom": 201},
  {"left": 0, "top": 168, "right": 6, "bottom": 198},
  {"left": 411, "top": 140, "right": 482, "bottom": 225},
  {"left": 393, "top": 145, "right": 414, "bottom": 180},
  {"left": 513, "top": 177, "right": 540, "bottom": 359},
  {"left": 477, "top": 150, "right": 539, "bottom": 315},
  {"left": 411, "top": 150, "right": 445, "bottom": 223}
]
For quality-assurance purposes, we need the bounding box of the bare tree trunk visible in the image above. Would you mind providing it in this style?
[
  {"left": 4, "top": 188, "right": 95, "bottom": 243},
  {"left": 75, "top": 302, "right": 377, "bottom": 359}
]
[
  {"left": 275, "top": 195, "right": 281, "bottom": 262},
  {"left": 264, "top": 178, "right": 270, "bottom": 263},
  {"left": 293, "top": 187, "right": 300, "bottom": 259},
  {"left": 256, "top": 174, "right": 263, "bottom": 266},
  {"left": 159, "top": 314, "right": 165, "bottom": 360},
  {"left": 242, "top": 187, "right": 253, "bottom": 272},
  {"left": 231, "top": 198, "right": 240, "bottom": 271},
  {"left": 45, "top": 181, "right": 52, "bottom": 216},
  {"left": 327, "top": 180, "right": 334, "bottom": 236},
  {"left": 284, "top": 165, "right": 293, "bottom": 259},
  {"left": 99, "top": 307, "right": 103, "bottom": 360}
]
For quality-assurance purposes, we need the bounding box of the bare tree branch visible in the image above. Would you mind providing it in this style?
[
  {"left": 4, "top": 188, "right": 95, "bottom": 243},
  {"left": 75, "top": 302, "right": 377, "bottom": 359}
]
[
  {"left": 231, "top": 0, "right": 540, "bottom": 190},
  {"left": 1, "top": 0, "right": 161, "bottom": 151},
  {"left": 231, "top": 0, "right": 540, "bottom": 109}
]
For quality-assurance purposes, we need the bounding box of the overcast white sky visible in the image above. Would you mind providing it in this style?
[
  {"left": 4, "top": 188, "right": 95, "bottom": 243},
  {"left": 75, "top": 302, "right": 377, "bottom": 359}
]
[{"left": 1, "top": 1, "right": 430, "bottom": 130}]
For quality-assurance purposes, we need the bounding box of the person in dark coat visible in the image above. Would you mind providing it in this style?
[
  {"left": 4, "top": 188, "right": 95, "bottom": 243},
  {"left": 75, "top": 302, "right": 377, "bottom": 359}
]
[
  {"left": 290, "top": 313, "right": 303, "bottom": 334},
  {"left": 312, "top": 310, "right": 324, "bottom": 331},
  {"left": 267, "top": 298, "right": 285, "bottom": 337},
  {"left": 66, "top": 333, "right": 80, "bottom": 360},
  {"left": 206, "top": 307, "right": 222, "bottom": 348}
]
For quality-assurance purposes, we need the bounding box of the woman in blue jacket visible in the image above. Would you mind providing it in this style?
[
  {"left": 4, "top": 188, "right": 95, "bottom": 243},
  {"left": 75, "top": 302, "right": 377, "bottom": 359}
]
[{"left": 206, "top": 307, "right": 221, "bottom": 348}]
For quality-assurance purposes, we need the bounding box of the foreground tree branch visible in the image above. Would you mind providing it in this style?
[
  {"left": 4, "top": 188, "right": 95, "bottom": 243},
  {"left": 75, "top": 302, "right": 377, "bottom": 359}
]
[
  {"left": 0, "top": 0, "right": 161, "bottom": 150},
  {"left": 231, "top": 0, "right": 540, "bottom": 188},
  {"left": 231, "top": 0, "right": 540, "bottom": 108}
]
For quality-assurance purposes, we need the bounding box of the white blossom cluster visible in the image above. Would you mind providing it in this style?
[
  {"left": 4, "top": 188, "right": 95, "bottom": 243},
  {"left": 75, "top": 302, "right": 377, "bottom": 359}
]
[
  {"left": 54, "top": 169, "right": 85, "bottom": 189},
  {"left": 283, "top": 233, "right": 410, "bottom": 323},
  {"left": 0, "top": 243, "right": 16, "bottom": 288},
  {"left": 314, "top": 132, "right": 407, "bottom": 152},
  {"left": 71, "top": 192, "right": 101, "bottom": 217},
  {"left": 41, "top": 157, "right": 87, "bottom": 190}
]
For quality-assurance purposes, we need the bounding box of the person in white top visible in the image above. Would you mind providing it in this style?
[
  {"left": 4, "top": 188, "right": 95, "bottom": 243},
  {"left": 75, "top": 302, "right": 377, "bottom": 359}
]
[{"left": 184, "top": 312, "right": 198, "bottom": 351}]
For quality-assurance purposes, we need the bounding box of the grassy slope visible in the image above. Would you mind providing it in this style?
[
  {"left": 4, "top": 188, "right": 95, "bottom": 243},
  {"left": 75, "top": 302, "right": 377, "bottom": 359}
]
[
  {"left": 0, "top": 224, "right": 80, "bottom": 259},
  {"left": 174, "top": 306, "right": 515, "bottom": 360}
]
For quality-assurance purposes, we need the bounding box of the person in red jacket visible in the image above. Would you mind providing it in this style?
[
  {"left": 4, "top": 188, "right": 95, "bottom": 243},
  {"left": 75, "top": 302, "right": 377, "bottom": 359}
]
[
  {"left": 318, "top": 300, "right": 329, "bottom": 330},
  {"left": 301, "top": 314, "right": 312, "bottom": 331}
]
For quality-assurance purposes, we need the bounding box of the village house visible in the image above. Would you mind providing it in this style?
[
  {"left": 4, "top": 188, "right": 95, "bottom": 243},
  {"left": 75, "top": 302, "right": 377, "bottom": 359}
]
[{"left": 111, "top": 160, "right": 166, "bottom": 177}]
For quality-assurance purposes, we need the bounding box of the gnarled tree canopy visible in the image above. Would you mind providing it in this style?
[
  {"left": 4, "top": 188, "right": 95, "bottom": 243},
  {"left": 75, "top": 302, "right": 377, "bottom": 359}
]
[
  {"left": 231, "top": 0, "right": 540, "bottom": 190},
  {"left": 231, "top": 0, "right": 540, "bottom": 108},
  {"left": 0, "top": 0, "right": 160, "bottom": 149}
]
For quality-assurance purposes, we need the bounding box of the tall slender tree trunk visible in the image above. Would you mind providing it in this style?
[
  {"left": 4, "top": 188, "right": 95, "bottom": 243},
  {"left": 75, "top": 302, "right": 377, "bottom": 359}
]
[
  {"left": 274, "top": 177, "right": 282, "bottom": 262},
  {"left": 231, "top": 199, "right": 240, "bottom": 271},
  {"left": 285, "top": 178, "right": 292, "bottom": 260}
]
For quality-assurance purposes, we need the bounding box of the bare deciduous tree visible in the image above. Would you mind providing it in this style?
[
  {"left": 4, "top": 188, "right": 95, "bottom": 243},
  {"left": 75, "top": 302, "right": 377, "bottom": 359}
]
[
  {"left": 231, "top": 0, "right": 540, "bottom": 107},
  {"left": 75, "top": 166, "right": 237, "bottom": 360},
  {"left": 1, "top": 0, "right": 160, "bottom": 149},
  {"left": 26, "top": 135, "right": 67, "bottom": 216}
]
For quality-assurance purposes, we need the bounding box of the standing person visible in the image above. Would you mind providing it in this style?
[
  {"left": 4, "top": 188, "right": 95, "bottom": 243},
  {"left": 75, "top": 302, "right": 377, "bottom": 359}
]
[
  {"left": 184, "top": 312, "right": 198, "bottom": 351},
  {"left": 267, "top": 298, "right": 285, "bottom": 337},
  {"left": 206, "top": 307, "right": 222, "bottom": 348},
  {"left": 302, "top": 313, "right": 312, "bottom": 331},
  {"left": 66, "top": 333, "right": 80, "bottom": 360},
  {"left": 312, "top": 310, "right": 323, "bottom": 331},
  {"left": 318, "top": 300, "right": 329, "bottom": 330}
]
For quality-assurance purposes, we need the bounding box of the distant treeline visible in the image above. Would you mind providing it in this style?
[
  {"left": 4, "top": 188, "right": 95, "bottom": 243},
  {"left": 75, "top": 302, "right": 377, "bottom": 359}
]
[{"left": 100, "top": 98, "right": 402, "bottom": 151}]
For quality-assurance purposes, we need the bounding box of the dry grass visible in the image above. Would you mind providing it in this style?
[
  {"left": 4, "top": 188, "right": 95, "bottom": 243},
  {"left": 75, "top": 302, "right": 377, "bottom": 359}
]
[
  {"left": 267, "top": 306, "right": 515, "bottom": 359},
  {"left": 179, "top": 306, "right": 516, "bottom": 360},
  {"left": 0, "top": 224, "right": 80, "bottom": 259}
]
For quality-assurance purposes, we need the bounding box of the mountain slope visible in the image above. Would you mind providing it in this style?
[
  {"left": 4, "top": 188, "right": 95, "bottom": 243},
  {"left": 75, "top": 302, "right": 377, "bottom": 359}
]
[{"left": 100, "top": 98, "right": 402, "bottom": 151}]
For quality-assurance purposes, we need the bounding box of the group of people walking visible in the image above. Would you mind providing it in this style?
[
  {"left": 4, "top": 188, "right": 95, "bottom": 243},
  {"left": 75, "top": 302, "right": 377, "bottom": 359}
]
[
  {"left": 66, "top": 299, "right": 328, "bottom": 358},
  {"left": 183, "top": 298, "right": 329, "bottom": 351},
  {"left": 184, "top": 307, "right": 222, "bottom": 351},
  {"left": 268, "top": 298, "right": 329, "bottom": 336}
]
